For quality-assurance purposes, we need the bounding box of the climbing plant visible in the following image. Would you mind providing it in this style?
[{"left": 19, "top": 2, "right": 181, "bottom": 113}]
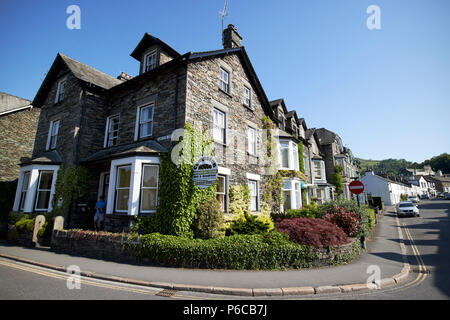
[
  {"left": 134, "top": 123, "right": 216, "bottom": 237},
  {"left": 333, "top": 165, "right": 344, "bottom": 196},
  {"left": 51, "top": 165, "right": 90, "bottom": 216}
]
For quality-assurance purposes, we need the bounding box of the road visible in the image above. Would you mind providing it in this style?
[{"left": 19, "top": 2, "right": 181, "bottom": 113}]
[{"left": 0, "top": 199, "right": 449, "bottom": 300}]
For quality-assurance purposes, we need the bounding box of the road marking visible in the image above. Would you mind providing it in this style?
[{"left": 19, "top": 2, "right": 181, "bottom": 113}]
[{"left": 0, "top": 258, "right": 215, "bottom": 300}]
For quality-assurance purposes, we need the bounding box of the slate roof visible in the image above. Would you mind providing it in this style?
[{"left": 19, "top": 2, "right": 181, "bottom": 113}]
[
  {"left": 20, "top": 150, "right": 62, "bottom": 166},
  {"left": 58, "top": 53, "right": 123, "bottom": 90},
  {"left": 0, "top": 92, "right": 32, "bottom": 116},
  {"left": 81, "top": 140, "right": 168, "bottom": 163},
  {"left": 130, "top": 33, "right": 181, "bottom": 60},
  {"left": 305, "top": 128, "right": 316, "bottom": 140}
]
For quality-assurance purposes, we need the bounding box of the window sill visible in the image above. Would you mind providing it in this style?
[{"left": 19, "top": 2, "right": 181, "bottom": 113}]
[
  {"left": 218, "top": 87, "right": 233, "bottom": 99},
  {"left": 214, "top": 141, "right": 228, "bottom": 147},
  {"left": 247, "top": 152, "right": 258, "bottom": 158},
  {"left": 243, "top": 104, "right": 253, "bottom": 111}
]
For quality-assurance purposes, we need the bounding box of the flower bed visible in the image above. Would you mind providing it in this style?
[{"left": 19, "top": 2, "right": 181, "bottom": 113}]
[{"left": 51, "top": 229, "right": 361, "bottom": 270}]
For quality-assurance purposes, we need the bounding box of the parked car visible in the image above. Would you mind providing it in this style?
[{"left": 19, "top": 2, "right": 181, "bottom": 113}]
[
  {"left": 437, "top": 192, "right": 445, "bottom": 199},
  {"left": 408, "top": 195, "right": 420, "bottom": 204},
  {"left": 445, "top": 193, "right": 450, "bottom": 200},
  {"left": 420, "top": 194, "right": 429, "bottom": 199},
  {"left": 397, "top": 201, "right": 420, "bottom": 217}
]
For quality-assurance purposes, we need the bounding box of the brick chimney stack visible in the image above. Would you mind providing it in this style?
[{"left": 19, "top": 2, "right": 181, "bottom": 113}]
[
  {"left": 222, "top": 24, "right": 243, "bottom": 49},
  {"left": 117, "top": 72, "right": 133, "bottom": 81}
]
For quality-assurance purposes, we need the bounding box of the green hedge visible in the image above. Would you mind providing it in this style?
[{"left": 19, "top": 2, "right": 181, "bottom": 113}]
[
  {"left": 128, "top": 232, "right": 321, "bottom": 270},
  {"left": 15, "top": 218, "right": 35, "bottom": 234}
]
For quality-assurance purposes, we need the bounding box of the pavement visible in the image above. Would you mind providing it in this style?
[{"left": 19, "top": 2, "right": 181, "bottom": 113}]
[{"left": 0, "top": 206, "right": 412, "bottom": 297}]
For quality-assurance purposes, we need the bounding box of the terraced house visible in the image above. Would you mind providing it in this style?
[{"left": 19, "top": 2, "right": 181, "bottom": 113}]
[{"left": 11, "top": 25, "right": 317, "bottom": 231}]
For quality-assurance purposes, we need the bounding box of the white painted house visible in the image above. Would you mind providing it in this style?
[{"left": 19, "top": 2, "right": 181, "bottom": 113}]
[{"left": 361, "top": 172, "right": 413, "bottom": 206}]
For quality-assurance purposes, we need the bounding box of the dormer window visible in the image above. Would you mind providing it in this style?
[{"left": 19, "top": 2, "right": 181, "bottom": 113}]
[
  {"left": 144, "top": 50, "right": 157, "bottom": 72},
  {"left": 278, "top": 108, "right": 285, "bottom": 130}
]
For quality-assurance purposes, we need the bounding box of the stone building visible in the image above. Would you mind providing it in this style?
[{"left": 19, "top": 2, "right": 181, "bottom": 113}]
[
  {"left": 12, "top": 25, "right": 316, "bottom": 231},
  {"left": 0, "top": 92, "right": 39, "bottom": 182},
  {"left": 0, "top": 92, "right": 40, "bottom": 216}
]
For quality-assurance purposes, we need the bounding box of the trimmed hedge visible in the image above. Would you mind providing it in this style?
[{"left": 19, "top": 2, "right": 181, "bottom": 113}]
[{"left": 128, "top": 232, "right": 320, "bottom": 270}]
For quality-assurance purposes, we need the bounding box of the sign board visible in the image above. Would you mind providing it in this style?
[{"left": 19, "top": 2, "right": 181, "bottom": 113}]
[
  {"left": 193, "top": 156, "right": 218, "bottom": 189},
  {"left": 349, "top": 181, "right": 365, "bottom": 195}
]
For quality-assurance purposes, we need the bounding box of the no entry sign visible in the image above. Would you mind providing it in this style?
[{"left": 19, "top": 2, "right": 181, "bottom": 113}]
[{"left": 349, "top": 181, "right": 365, "bottom": 195}]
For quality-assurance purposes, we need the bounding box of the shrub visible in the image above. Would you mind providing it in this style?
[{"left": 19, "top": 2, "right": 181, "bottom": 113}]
[
  {"left": 228, "top": 184, "right": 251, "bottom": 217},
  {"left": 275, "top": 205, "right": 321, "bottom": 221},
  {"left": 15, "top": 218, "right": 35, "bottom": 234},
  {"left": 8, "top": 211, "right": 33, "bottom": 224},
  {"left": 368, "top": 208, "right": 376, "bottom": 231},
  {"left": 128, "top": 232, "right": 318, "bottom": 270},
  {"left": 400, "top": 194, "right": 408, "bottom": 201},
  {"left": 322, "top": 206, "right": 360, "bottom": 237},
  {"left": 276, "top": 217, "right": 350, "bottom": 248},
  {"left": 226, "top": 212, "right": 274, "bottom": 236},
  {"left": 193, "top": 198, "right": 225, "bottom": 239}
]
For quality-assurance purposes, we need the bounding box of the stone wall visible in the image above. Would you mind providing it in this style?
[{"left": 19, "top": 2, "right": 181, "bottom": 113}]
[
  {"left": 185, "top": 53, "right": 270, "bottom": 194},
  {"left": 50, "top": 229, "right": 361, "bottom": 268},
  {"left": 107, "top": 63, "right": 187, "bottom": 151},
  {"left": 0, "top": 107, "right": 40, "bottom": 182},
  {"left": 32, "top": 70, "right": 84, "bottom": 166}
]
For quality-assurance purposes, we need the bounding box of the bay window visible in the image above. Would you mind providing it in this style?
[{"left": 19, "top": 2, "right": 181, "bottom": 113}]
[
  {"left": 19, "top": 171, "right": 31, "bottom": 211},
  {"left": 115, "top": 165, "right": 131, "bottom": 212},
  {"left": 280, "top": 141, "right": 290, "bottom": 169},
  {"left": 140, "top": 164, "right": 159, "bottom": 213},
  {"left": 35, "top": 171, "right": 54, "bottom": 211}
]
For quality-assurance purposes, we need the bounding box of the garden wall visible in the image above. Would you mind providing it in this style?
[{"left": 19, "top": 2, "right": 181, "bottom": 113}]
[{"left": 50, "top": 229, "right": 361, "bottom": 269}]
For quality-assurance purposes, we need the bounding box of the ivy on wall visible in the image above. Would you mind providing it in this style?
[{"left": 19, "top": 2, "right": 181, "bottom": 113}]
[
  {"left": 136, "top": 123, "right": 216, "bottom": 238},
  {"left": 333, "top": 165, "right": 344, "bottom": 196},
  {"left": 51, "top": 165, "right": 90, "bottom": 216}
]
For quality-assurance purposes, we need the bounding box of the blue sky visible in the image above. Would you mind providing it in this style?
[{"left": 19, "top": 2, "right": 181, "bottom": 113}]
[{"left": 1, "top": 0, "right": 449, "bottom": 163}]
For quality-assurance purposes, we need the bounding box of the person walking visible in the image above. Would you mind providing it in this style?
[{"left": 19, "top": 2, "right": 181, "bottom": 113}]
[{"left": 94, "top": 196, "right": 107, "bottom": 231}]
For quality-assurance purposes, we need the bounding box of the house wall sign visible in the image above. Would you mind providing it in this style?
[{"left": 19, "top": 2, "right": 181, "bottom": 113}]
[{"left": 193, "top": 156, "right": 218, "bottom": 189}]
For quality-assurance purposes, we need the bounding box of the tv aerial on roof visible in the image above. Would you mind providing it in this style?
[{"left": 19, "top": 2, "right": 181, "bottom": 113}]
[{"left": 219, "top": 0, "right": 229, "bottom": 32}]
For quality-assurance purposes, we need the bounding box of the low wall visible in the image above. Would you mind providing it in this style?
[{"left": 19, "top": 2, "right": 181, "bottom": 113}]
[{"left": 51, "top": 229, "right": 361, "bottom": 269}]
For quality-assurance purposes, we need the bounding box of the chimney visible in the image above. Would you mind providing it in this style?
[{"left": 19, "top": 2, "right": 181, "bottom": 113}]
[
  {"left": 222, "top": 24, "right": 243, "bottom": 49},
  {"left": 117, "top": 72, "right": 133, "bottom": 81}
]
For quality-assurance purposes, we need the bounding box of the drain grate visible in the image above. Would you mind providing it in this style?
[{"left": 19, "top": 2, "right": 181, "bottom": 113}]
[{"left": 155, "top": 289, "right": 178, "bottom": 297}]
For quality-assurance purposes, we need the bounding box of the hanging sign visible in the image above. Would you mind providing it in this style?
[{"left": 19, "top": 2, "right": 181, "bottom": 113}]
[{"left": 193, "top": 156, "right": 218, "bottom": 189}]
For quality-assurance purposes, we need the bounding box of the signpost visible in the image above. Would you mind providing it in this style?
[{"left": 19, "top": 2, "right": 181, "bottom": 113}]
[
  {"left": 192, "top": 156, "right": 218, "bottom": 189},
  {"left": 349, "top": 180, "right": 366, "bottom": 249}
]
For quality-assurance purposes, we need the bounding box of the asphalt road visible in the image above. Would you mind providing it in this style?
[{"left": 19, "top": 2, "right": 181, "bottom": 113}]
[{"left": 0, "top": 199, "right": 448, "bottom": 300}]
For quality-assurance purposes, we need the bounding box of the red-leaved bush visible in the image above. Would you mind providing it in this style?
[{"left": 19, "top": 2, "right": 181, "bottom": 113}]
[
  {"left": 276, "top": 217, "right": 350, "bottom": 248},
  {"left": 322, "top": 206, "right": 360, "bottom": 237}
]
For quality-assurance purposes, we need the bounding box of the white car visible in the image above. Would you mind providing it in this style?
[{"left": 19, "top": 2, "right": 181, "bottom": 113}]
[
  {"left": 397, "top": 201, "right": 420, "bottom": 217},
  {"left": 408, "top": 195, "right": 420, "bottom": 204}
]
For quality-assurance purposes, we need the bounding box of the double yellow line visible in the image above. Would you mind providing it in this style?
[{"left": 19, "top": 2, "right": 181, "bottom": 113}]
[
  {"left": 403, "top": 225, "right": 428, "bottom": 287},
  {"left": 0, "top": 258, "right": 214, "bottom": 300}
]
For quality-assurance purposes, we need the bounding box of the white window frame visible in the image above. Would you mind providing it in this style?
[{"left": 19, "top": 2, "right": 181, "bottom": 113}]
[
  {"left": 213, "top": 108, "right": 226, "bottom": 144},
  {"left": 140, "top": 164, "right": 159, "bottom": 214},
  {"left": 115, "top": 165, "right": 132, "bottom": 213},
  {"left": 34, "top": 171, "right": 54, "bottom": 212},
  {"left": 219, "top": 67, "right": 230, "bottom": 94},
  {"left": 55, "top": 79, "right": 66, "bottom": 103},
  {"left": 216, "top": 174, "right": 228, "bottom": 212},
  {"left": 248, "top": 126, "right": 257, "bottom": 156},
  {"left": 13, "top": 165, "right": 59, "bottom": 213},
  {"left": 279, "top": 140, "right": 290, "bottom": 170},
  {"left": 292, "top": 142, "right": 299, "bottom": 171},
  {"left": 104, "top": 115, "right": 120, "bottom": 148},
  {"left": 106, "top": 156, "right": 160, "bottom": 216},
  {"left": 144, "top": 50, "right": 157, "bottom": 72},
  {"left": 46, "top": 120, "right": 60, "bottom": 151},
  {"left": 313, "top": 160, "right": 322, "bottom": 180},
  {"left": 18, "top": 171, "right": 31, "bottom": 211},
  {"left": 248, "top": 180, "right": 259, "bottom": 212},
  {"left": 243, "top": 86, "right": 252, "bottom": 108},
  {"left": 134, "top": 103, "right": 154, "bottom": 140}
]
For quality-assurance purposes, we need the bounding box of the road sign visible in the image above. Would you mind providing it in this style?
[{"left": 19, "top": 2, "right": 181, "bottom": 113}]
[{"left": 349, "top": 181, "right": 365, "bottom": 195}]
